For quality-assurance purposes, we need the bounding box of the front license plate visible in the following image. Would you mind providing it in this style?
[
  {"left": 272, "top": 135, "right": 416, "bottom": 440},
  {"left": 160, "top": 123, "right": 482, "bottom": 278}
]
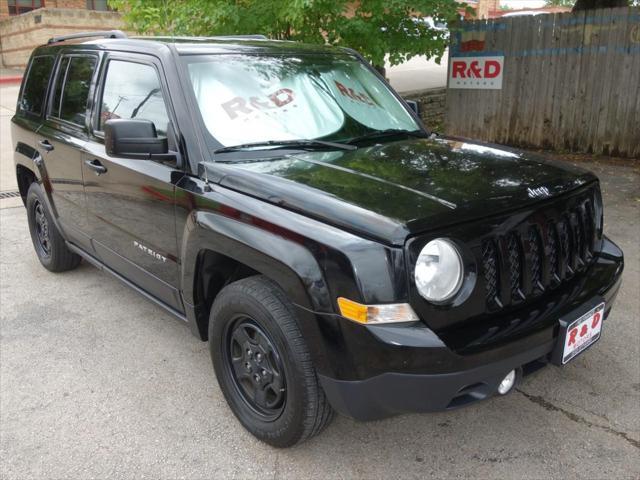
[{"left": 559, "top": 302, "right": 605, "bottom": 365}]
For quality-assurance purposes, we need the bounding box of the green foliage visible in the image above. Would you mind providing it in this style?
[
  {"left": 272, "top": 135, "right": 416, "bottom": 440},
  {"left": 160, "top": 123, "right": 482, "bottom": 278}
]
[{"left": 108, "top": 0, "right": 464, "bottom": 67}]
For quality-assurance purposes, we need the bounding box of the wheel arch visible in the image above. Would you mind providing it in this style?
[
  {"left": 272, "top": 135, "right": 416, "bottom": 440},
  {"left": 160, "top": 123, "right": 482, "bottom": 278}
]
[
  {"left": 16, "top": 163, "right": 37, "bottom": 205},
  {"left": 14, "top": 138, "right": 43, "bottom": 205},
  {"left": 181, "top": 210, "right": 333, "bottom": 341}
]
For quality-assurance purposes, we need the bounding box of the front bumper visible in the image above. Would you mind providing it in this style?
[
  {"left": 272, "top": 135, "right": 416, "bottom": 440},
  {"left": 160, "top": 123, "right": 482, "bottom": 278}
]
[{"left": 313, "top": 236, "right": 624, "bottom": 421}]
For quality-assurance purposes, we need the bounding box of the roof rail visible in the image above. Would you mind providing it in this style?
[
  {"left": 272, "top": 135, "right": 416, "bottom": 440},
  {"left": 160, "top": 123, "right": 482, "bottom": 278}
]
[
  {"left": 211, "top": 34, "right": 268, "bottom": 40},
  {"left": 47, "top": 30, "right": 127, "bottom": 45}
]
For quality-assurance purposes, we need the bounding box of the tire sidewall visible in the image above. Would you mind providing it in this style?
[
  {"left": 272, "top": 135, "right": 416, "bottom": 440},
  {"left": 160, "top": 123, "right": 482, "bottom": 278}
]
[
  {"left": 209, "top": 282, "right": 310, "bottom": 447},
  {"left": 26, "top": 182, "right": 55, "bottom": 269}
]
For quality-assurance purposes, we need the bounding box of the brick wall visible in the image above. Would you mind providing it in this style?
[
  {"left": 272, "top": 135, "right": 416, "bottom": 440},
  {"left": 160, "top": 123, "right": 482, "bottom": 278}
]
[
  {"left": 477, "top": 0, "right": 500, "bottom": 19},
  {"left": 0, "top": 0, "right": 9, "bottom": 19},
  {"left": 403, "top": 88, "right": 447, "bottom": 132},
  {"left": 1, "top": 1, "right": 89, "bottom": 17},
  {"left": 0, "top": 8, "right": 126, "bottom": 68}
]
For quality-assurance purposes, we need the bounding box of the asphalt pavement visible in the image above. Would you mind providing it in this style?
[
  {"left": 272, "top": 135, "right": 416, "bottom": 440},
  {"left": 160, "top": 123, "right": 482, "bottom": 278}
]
[
  {"left": 0, "top": 83, "right": 638, "bottom": 478},
  {"left": 0, "top": 84, "right": 20, "bottom": 194}
]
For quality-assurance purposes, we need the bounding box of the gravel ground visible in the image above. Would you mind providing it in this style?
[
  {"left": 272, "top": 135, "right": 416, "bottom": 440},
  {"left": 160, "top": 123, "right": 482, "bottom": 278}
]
[{"left": 0, "top": 150, "right": 638, "bottom": 478}]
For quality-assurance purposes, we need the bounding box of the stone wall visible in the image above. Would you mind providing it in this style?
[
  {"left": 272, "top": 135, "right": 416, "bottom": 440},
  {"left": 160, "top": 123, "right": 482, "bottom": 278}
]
[
  {"left": 403, "top": 87, "right": 447, "bottom": 133},
  {"left": 0, "top": 8, "right": 126, "bottom": 68}
]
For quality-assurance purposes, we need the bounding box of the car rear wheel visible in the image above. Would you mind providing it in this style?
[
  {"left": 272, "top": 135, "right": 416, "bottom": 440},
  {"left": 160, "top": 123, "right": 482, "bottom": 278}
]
[
  {"left": 26, "top": 182, "right": 81, "bottom": 272},
  {"left": 209, "top": 276, "right": 334, "bottom": 447}
]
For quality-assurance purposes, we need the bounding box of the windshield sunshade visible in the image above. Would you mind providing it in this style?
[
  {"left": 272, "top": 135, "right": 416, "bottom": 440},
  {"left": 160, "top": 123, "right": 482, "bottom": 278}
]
[{"left": 184, "top": 54, "right": 420, "bottom": 148}]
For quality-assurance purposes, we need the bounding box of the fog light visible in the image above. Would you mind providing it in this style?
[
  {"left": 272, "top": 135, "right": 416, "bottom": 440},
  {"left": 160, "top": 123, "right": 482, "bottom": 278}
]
[{"left": 497, "top": 370, "right": 516, "bottom": 395}]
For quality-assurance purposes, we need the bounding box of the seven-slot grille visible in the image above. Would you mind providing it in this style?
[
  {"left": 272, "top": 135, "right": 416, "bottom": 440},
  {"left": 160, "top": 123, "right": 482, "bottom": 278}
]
[{"left": 481, "top": 196, "right": 597, "bottom": 309}]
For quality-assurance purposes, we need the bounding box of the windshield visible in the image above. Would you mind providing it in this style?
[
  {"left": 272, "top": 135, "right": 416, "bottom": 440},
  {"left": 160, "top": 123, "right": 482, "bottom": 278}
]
[{"left": 183, "top": 54, "right": 421, "bottom": 148}]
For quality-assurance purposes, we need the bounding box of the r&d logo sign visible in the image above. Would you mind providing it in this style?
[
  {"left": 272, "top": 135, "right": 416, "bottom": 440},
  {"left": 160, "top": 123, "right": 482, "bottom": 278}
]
[{"left": 449, "top": 56, "right": 504, "bottom": 90}]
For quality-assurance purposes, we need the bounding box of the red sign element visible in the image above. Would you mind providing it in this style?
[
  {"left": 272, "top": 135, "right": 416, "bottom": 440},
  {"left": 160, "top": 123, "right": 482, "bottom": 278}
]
[
  {"left": 334, "top": 81, "right": 374, "bottom": 106},
  {"left": 560, "top": 302, "right": 604, "bottom": 365},
  {"left": 449, "top": 56, "right": 504, "bottom": 90},
  {"left": 460, "top": 39, "right": 486, "bottom": 53},
  {"left": 452, "top": 60, "right": 501, "bottom": 79},
  {"left": 568, "top": 311, "right": 602, "bottom": 347}
]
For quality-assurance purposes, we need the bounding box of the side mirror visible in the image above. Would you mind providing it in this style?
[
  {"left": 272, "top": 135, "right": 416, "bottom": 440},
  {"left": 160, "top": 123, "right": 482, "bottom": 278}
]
[
  {"left": 104, "top": 119, "right": 169, "bottom": 159},
  {"left": 405, "top": 100, "right": 421, "bottom": 116}
]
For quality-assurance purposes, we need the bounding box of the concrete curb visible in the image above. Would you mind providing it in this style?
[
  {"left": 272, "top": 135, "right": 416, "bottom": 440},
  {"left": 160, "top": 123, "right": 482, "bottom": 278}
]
[{"left": 0, "top": 76, "right": 22, "bottom": 85}]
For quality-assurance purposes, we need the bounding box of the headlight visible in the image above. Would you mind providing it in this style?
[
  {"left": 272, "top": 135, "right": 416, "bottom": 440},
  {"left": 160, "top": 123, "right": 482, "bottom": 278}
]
[{"left": 415, "top": 238, "right": 464, "bottom": 303}]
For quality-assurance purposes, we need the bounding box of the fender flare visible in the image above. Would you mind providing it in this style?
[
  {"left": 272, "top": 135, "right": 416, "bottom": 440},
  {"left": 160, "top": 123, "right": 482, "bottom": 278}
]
[
  {"left": 14, "top": 142, "right": 63, "bottom": 227},
  {"left": 179, "top": 210, "right": 336, "bottom": 373},
  {"left": 180, "top": 209, "right": 333, "bottom": 313}
]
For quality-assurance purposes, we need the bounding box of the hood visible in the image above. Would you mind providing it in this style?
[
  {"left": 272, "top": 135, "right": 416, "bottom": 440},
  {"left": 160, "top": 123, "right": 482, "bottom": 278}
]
[{"left": 203, "top": 137, "right": 596, "bottom": 245}]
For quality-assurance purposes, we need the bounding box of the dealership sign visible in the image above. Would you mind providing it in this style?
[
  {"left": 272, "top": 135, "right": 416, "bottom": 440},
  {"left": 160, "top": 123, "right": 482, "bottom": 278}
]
[{"left": 449, "top": 56, "right": 504, "bottom": 90}]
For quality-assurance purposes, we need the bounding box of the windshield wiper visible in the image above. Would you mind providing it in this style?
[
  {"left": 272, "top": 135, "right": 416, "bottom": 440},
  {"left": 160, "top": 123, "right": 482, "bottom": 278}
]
[
  {"left": 214, "top": 139, "right": 356, "bottom": 155},
  {"left": 346, "top": 129, "right": 428, "bottom": 145}
]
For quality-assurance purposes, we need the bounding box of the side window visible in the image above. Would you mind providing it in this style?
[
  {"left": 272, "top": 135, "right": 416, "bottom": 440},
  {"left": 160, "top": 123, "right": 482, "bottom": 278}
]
[
  {"left": 50, "top": 56, "right": 97, "bottom": 126},
  {"left": 19, "top": 55, "right": 55, "bottom": 115},
  {"left": 99, "top": 60, "right": 170, "bottom": 136},
  {"left": 51, "top": 57, "right": 70, "bottom": 117}
]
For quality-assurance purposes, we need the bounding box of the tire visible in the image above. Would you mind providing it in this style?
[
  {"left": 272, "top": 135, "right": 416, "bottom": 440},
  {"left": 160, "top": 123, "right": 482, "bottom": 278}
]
[
  {"left": 26, "top": 182, "right": 81, "bottom": 272},
  {"left": 209, "top": 275, "right": 334, "bottom": 447}
]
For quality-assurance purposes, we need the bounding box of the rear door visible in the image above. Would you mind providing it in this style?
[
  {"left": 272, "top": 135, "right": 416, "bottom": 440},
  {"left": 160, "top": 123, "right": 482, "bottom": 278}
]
[
  {"left": 38, "top": 53, "right": 99, "bottom": 252},
  {"left": 82, "top": 53, "right": 184, "bottom": 312},
  {"left": 12, "top": 54, "right": 56, "bottom": 170}
]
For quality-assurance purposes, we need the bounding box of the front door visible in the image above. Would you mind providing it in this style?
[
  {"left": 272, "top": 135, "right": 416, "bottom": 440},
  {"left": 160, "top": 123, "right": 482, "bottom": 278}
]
[
  {"left": 82, "top": 54, "right": 184, "bottom": 312},
  {"left": 38, "top": 54, "right": 99, "bottom": 252}
]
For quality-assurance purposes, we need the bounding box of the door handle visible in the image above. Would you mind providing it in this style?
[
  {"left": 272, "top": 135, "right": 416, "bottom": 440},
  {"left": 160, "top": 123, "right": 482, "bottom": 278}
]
[
  {"left": 38, "top": 139, "right": 54, "bottom": 152},
  {"left": 85, "top": 159, "right": 107, "bottom": 175}
]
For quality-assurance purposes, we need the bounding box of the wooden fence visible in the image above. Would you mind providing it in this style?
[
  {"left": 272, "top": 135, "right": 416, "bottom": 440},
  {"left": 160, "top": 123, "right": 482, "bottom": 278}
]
[{"left": 445, "top": 7, "right": 640, "bottom": 158}]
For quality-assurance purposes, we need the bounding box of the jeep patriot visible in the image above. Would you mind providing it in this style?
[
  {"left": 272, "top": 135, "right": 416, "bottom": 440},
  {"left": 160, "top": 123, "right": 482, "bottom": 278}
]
[{"left": 12, "top": 31, "right": 624, "bottom": 447}]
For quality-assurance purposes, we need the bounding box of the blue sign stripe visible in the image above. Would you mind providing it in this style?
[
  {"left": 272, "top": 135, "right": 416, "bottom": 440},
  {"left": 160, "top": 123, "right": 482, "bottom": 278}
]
[
  {"left": 451, "top": 44, "right": 640, "bottom": 58},
  {"left": 459, "top": 12, "right": 640, "bottom": 34}
]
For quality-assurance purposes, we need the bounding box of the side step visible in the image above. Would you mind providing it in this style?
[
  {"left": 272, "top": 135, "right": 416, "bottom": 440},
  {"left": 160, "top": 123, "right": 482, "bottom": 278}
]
[{"left": 65, "top": 241, "right": 188, "bottom": 323}]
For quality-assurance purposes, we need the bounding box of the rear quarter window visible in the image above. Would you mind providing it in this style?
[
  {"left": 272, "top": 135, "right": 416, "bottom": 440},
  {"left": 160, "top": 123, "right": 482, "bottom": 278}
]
[
  {"left": 50, "top": 55, "right": 98, "bottom": 126},
  {"left": 19, "top": 55, "right": 55, "bottom": 115}
]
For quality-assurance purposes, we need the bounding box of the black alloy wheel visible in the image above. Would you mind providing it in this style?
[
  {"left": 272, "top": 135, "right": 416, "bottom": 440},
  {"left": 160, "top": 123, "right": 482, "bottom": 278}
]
[
  {"left": 209, "top": 276, "right": 334, "bottom": 447},
  {"left": 32, "top": 199, "right": 51, "bottom": 258},
  {"left": 224, "top": 316, "right": 287, "bottom": 421}
]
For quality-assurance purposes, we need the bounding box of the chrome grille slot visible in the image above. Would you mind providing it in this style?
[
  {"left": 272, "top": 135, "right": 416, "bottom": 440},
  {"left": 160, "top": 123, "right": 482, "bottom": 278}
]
[
  {"left": 481, "top": 239, "right": 501, "bottom": 308},
  {"left": 588, "top": 200, "right": 597, "bottom": 252},
  {"left": 547, "top": 222, "right": 560, "bottom": 283},
  {"left": 506, "top": 233, "right": 524, "bottom": 301},
  {"left": 528, "top": 226, "right": 543, "bottom": 291},
  {"left": 581, "top": 200, "right": 595, "bottom": 259},
  {"left": 571, "top": 211, "right": 585, "bottom": 270},
  {"left": 558, "top": 216, "right": 573, "bottom": 277}
]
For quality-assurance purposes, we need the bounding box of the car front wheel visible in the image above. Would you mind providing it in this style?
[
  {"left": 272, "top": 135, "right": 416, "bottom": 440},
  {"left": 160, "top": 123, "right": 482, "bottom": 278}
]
[{"left": 209, "top": 276, "right": 334, "bottom": 447}]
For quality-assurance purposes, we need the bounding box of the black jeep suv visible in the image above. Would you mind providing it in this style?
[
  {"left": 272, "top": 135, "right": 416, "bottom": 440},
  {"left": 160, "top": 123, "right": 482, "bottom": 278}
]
[{"left": 12, "top": 31, "right": 624, "bottom": 447}]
